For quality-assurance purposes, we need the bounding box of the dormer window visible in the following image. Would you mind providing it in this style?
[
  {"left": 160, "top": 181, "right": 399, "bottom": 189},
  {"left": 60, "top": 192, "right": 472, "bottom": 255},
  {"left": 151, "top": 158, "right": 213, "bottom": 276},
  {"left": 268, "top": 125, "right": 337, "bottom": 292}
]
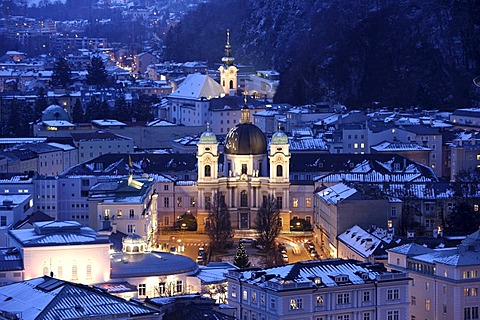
[
  {"left": 314, "top": 277, "right": 322, "bottom": 285},
  {"left": 335, "top": 275, "right": 349, "bottom": 283}
]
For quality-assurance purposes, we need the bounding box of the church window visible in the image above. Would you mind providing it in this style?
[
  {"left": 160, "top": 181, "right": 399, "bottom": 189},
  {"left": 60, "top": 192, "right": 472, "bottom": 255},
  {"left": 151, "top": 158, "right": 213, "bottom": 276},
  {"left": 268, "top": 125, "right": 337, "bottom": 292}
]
[
  {"left": 241, "top": 191, "right": 248, "bottom": 207},
  {"left": 205, "top": 165, "right": 211, "bottom": 177},
  {"left": 276, "top": 196, "right": 283, "bottom": 209},
  {"left": 242, "top": 164, "right": 247, "bottom": 175},
  {"left": 205, "top": 196, "right": 212, "bottom": 210},
  {"left": 229, "top": 80, "right": 234, "bottom": 89},
  {"left": 276, "top": 165, "right": 283, "bottom": 177}
]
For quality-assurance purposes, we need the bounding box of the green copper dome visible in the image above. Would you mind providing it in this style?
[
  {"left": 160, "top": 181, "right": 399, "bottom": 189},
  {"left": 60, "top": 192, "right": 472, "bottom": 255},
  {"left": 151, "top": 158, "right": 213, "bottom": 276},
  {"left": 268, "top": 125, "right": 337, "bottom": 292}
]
[
  {"left": 271, "top": 131, "right": 288, "bottom": 145},
  {"left": 199, "top": 130, "right": 218, "bottom": 144}
]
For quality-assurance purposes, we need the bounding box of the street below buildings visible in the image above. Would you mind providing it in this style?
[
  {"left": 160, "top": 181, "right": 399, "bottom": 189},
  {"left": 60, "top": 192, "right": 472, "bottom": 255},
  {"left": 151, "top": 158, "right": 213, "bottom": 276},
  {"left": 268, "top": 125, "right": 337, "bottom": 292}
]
[{"left": 156, "top": 232, "right": 321, "bottom": 266}]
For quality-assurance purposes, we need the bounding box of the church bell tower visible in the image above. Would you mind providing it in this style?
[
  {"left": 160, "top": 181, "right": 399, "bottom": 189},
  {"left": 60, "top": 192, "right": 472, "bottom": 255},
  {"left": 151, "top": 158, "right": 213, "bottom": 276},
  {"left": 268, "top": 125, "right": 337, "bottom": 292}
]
[{"left": 218, "top": 29, "right": 238, "bottom": 96}]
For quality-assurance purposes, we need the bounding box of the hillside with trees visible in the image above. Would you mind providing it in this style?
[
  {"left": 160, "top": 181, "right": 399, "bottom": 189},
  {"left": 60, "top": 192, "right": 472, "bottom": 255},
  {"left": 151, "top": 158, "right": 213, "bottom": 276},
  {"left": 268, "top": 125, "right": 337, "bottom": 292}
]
[{"left": 164, "top": 0, "right": 480, "bottom": 109}]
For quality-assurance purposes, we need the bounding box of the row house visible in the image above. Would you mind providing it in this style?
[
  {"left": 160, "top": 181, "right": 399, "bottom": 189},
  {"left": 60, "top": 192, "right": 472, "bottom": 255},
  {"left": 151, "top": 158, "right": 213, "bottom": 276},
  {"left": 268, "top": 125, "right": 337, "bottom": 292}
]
[
  {"left": 227, "top": 259, "right": 410, "bottom": 320},
  {"left": 313, "top": 182, "right": 402, "bottom": 258},
  {"left": 387, "top": 231, "right": 480, "bottom": 320}
]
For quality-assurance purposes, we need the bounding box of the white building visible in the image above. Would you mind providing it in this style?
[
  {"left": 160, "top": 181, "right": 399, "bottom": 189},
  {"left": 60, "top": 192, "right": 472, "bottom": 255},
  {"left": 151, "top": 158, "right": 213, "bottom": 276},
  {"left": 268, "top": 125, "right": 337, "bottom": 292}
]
[
  {"left": 387, "top": 231, "right": 480, "bottom": 320},
  {"left": 227, "top": 259, "right": 410, "bottom": 320},
  {"left": 7, "top": 221, "right": 111, "bottom": 284}
]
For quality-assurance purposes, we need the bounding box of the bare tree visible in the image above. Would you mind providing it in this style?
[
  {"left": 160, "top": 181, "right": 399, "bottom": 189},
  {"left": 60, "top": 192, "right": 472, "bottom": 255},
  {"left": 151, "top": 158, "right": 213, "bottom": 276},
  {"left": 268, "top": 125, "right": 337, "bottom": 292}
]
[
  {"left": 256, "top": 195, "right": 281, "bottom": 256},
  {"left": 206, "top": 192, "right": 233, "bottom": 255}
]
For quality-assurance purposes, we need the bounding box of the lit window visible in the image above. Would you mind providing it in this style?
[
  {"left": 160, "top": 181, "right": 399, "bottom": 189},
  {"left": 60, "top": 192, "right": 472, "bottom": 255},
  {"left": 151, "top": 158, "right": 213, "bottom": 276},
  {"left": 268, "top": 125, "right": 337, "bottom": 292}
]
[
  {"left": 289, "top": 298, "right": 303, "bottom": 310},
  {"left": 292, "top": 198, "right": 298, "bottom": 208},
  {"left": 388, "top": 220, "right": 393, "bottom": 228},
  {"left": 243, "top": 290, "right": 248, "bottom": 301},
  {"left": 354, "top": 143, "right": 358, "bottom": 149},
  {"left": 475, "top": 204, "right": 479, "bottom": 212},
  {"left": 425, "top": 299, "right": 431, "bottom": 311},
  {"left": 316, "top": 295, "right": 324, "bottom": 306},
  {"left": 306, "top": 197, "right": 312, "bottom": 208},
  {"left": 86, "top": 264, "right": 92, "bottom": 280},
  {"left": 360, "top": 143, "right": 365, "bottom": 148}
]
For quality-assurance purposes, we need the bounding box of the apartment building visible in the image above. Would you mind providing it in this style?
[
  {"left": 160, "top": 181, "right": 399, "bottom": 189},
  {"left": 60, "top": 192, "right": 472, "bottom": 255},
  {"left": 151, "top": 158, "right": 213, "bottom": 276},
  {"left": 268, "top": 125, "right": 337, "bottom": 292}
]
[
  {"left": 387, "top": 231, "right": 480, "bottom": 320},
  {"left": 227, "top": 259, "right": 410, "bottom": 320}
]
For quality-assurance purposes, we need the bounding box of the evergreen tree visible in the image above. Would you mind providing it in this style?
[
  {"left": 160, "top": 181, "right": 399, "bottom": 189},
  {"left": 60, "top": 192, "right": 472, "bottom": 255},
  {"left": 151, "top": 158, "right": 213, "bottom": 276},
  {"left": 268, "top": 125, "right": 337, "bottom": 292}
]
[
  {"left": 112, "top": 92, "right": 131, "bottom": 121},
  {"left": 6, "top": 99, "right": 20, "bottom": 137},
  {"left": 34, "top": 87, "right": 49, "bottom": 121},
  {"left": 99, "top": 100, "right": 110, "bottom": 119},
  {"left": 86, "top": 56, "right": 108, "bottom": 87},
  {"left": 71, "top": 98, "right": 85, "bottom": 123},
  {"left": 51, "top": 57, "right": 72, "bottom": 88},
  {"left": 233, "top": 243, "right": 250, "bottom": 268},
  {"left": 84, "top": 96, "right": 101, "bottom": 121}
]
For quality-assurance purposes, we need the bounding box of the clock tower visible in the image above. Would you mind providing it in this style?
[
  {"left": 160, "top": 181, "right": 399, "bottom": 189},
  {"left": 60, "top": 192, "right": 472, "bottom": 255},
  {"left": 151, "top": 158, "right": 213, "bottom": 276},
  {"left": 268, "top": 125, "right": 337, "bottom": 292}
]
[{"left": 218, "top": 29, "right": 238, "bottom": 96}]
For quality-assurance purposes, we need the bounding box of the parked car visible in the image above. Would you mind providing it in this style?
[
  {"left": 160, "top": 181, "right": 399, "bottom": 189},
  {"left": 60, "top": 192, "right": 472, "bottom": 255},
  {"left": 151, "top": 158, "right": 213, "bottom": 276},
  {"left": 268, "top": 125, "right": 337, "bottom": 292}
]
[{"left": 240, "top": 238, "right": 255, "bottom": 245}]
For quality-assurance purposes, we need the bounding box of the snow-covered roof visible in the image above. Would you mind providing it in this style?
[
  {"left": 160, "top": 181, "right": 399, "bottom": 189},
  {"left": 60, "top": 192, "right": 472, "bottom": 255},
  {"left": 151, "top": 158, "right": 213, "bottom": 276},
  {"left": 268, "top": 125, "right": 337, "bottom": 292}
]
[
  {"left": 316, "top": 183, "right": 357, "bottom": 205},
  {"left": 168, "top": 73, "right": 224, "bottom": 100},
  {"left": 197, "top": 262, "right": 237, "bottom": 284},
  {"left": 91, "top": 119, "right": 126, "bottom": 127},
  {"left": 42, "top": 120, "right": 75, "bottom": 127},
  {"left": 288, "top": 138, "right": 328, "bottom": 151},
  {"left": 146, "top": 119, "right": 176, "bottom": 127},
  {"left": 8, "top": 221, "right": 107, "bottom": 247},
  {"left": 371, "top": 141, "right": 431, "bottom": 152},
  {"left": 110, "top": 251, "right": 198, "bottom": 278},
  {"left": 229, "top": 259, "right": 406, "bottom": 290},
  {"left": 337, "top": 225, "right": 383, "bottom": 259},
  {"left": 0, "top": 277, "right": 156, "bottom": 319}
]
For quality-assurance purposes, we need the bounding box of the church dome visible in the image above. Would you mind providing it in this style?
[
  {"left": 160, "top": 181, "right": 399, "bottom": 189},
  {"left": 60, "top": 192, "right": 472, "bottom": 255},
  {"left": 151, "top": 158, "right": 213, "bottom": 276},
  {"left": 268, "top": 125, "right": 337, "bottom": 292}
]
[
  {"left": 225, "top": 123, "right": 267, "bottom": 155},
  {"left": 271, "top": 130, "right": 288, "bottom": 145},
  {"left": 199, "top": 130, "right": 217, "bottom": 144},
  {"left": 41, "top": 104, "right": 71, "bottom": 122}
]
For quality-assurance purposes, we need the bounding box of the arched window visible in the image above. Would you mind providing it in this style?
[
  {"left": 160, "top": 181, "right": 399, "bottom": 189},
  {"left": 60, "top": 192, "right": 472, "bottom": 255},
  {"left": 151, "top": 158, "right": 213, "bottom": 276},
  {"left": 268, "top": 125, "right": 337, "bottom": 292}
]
[
  {"left": 72, "top": 264, "right": 78, "bottom": 280},
  {"left": 240, "top": 190, "right": 248, "bottom": 207},
  {"left": 205, "top": 165, "right": 211, "bottom": 177},
  {"left": 276, "top": 165, "right": 283, "bottom": 177},
  {"left": 229, "top": 80, "right": 234, "bottom": 89},
  {"left": 86, "top": 264, "right": 92, "bottom": 280}
]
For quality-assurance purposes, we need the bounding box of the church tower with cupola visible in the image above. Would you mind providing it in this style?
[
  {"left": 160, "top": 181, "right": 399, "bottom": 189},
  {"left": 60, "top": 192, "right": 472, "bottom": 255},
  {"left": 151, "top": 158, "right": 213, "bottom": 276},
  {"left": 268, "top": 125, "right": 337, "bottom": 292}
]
[
  {"left": 197, "top": 123, "right": 219, "bottom": 182},
  {"left": 218, "top": 29, "right": 238, "bottom": 96},
  {"left": 269, "top": 124, "right": 290, "bottom": 183}
]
